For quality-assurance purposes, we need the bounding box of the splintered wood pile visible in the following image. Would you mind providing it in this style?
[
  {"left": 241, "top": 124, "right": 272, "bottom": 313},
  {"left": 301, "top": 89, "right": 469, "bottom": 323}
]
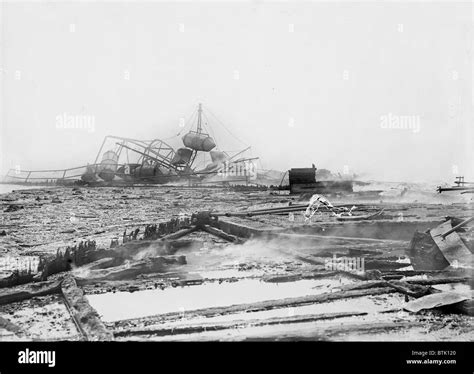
[{"left": 0, "top": 186, "right": 473, "bottom": 341}]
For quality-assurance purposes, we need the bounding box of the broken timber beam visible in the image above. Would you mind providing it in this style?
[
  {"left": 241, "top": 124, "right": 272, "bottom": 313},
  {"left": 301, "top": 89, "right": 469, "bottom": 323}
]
[
  {"left": 216, "top": 219, "right": 265, "bottom": 238},
  {"left": 405, "top": 276, "right": 471, "bottom": 286},
  {"left": 437, "top": 217, "right": 474, "bottom": 239},
  {"left": 114, "top": 287, "right": 396, "bottom": 327},
  {"left": 160, "top": 227, "right": 197, "bottom": 241},
  {"left": 74, "top": 256, "right": 186, "bottom": 283},
  {"left": 0, "top": 315, "right": 26, "bottom": 337},
  {"left": 216, "top": 219, "right": 406, "bottom": 245},
  {"left": 247, "top": 321, "right": 423, "bottom": 341},
  {"left": 202, "top": 225, "right": 243, "bottom": 243},
  {"left": 61, "top": 275, "right": 113, "bottom": 341},
  {"left": 114, "top": 311, "right": 368, "bottom": 337},
  {"left": 0, "top": 279, "right": 62, "bottom": 306}
]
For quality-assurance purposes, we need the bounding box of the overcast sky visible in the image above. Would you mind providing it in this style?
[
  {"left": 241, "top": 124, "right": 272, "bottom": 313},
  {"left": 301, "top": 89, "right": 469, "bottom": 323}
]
[{"left": 1, "top": 1, "right": 472, "bottom": 182}]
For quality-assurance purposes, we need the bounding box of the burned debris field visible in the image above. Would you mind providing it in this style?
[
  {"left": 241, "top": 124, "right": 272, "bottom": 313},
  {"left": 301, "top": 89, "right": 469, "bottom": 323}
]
[{"left": 0, "top": 185, "right": 472, "bottom": 341}]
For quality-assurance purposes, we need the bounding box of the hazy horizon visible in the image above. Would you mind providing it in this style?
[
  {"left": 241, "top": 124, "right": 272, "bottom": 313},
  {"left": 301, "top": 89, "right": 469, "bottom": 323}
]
[{"left": 1, "top": 1, "right": 473, "bottom": 183}]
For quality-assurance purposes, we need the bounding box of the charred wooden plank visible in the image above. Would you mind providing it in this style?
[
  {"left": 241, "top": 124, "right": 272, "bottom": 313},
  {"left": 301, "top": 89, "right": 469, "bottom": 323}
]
[
  {"left": 115, "top": 311, "right": 368, "bottom": 337},
  {"left": 202, "top": 225, "right": 243, "bottom": 243},
  {"left": 263, "top": 271, "right": 339, "bottom": 283},
  {"left": 216, "top": 219, "right": 265, "bottom": 238},
  {"left": 246, "top": 321, "right": 423, "bottom": 341},
  {"left": 61, "top": 275, "right": 113, "bottom": 341},
  {"left": 405, "top": 276, "right": 471, "bottom": 286},
  {"left": 0, "top": 315, "right": 25, "bottom": 336},
  {"left": 114, "top": 287, "right": 396, "bottom": 327},
  {"left": 0, "top": 271, "right": 34, "bottom": 288},
  {"left": 74, "top": 256, "right": 186, "bottom": 283},
  {"left": 159, "top": 227, "right": 197, "bottom": 241},
  {"left": 0, "top": 279, "right": 62, "bottom": 306},
  {"left": 383, "top": 280, "right": 429, "bottom": 298}
]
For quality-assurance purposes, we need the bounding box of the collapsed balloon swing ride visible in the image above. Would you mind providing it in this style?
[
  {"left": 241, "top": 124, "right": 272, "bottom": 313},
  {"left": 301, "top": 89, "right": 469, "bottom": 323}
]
[{"left": 5, "top": 103, "right": 257, "bottom": 186}]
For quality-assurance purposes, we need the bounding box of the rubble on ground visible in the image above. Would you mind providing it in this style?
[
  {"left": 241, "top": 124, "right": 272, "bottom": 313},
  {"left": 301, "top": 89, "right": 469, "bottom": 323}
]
[{"left": 0, "top": 186, "right": 472, "bottom": 341}]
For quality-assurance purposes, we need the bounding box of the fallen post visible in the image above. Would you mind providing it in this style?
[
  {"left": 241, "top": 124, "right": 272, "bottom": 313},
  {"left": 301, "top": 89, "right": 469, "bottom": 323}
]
[
  {"left": 0, "top": 315, "right": 26, "bottom": 337},
  {"left": 437, "top": 216, "right": 474, "bottom": 239},
  {"left": 405, "top": 276, "right": 471, "bottom": 286},
  {"left": 115, "top": 311, "right": 368, "bottom": 337},
  {"left": 0, "top": 279, "right": 62, "bottom": 306},
  {"left": 202, "top": 225, "right": 243, "bottom": 243},
  {"left": 74, "top": 256, "right": 186, "bottom": 283},
  {"left": 114, "top": 287, "right": 396, "bottom": 327},
  {"left": 61, "top": 275, "right": 113, "bottom": 341}
]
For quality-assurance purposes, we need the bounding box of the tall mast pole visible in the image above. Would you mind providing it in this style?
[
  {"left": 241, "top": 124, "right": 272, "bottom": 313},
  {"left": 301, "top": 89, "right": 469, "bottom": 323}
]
[{"left": 197, "top": 103, "right": 202, "bottom": 134}]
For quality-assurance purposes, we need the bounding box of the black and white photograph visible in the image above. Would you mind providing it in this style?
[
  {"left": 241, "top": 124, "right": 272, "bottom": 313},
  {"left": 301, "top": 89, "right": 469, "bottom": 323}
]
[{"left": 0, "top": 0, "right": 472, "bottom": 371}]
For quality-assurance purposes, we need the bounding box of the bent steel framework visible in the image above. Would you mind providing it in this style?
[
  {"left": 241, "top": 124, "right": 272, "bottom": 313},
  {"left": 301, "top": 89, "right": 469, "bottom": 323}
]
[{"left": 3, "top": 103, "right": 256, "bottom": 185}]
